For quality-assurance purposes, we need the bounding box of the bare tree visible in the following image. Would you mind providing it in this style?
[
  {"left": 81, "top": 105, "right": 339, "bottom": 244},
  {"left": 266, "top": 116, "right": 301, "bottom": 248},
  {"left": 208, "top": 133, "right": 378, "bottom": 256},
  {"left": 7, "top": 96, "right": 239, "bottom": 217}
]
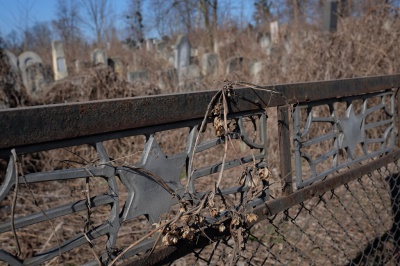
[
  {"left": 17, "top": 21, "right": 53, "bottom": 53},
  {"left": 52, "top": 0, "right": 82, "bottom": 47},
  {"left": 198, "top": 0, "right": 217, "bottom": 51},
  {"left": 81, "top": 0, "right": 113, "bottom": 45},
  {"left": 253, "top": 0, "right": 275, "bottom": 27},
  {"left": 124, "top": 0, "right": 145, "bottom": 44},
  {"left": 148, "top": 0, "right": 170, "bottom": 37},
  {"left": 148, "top": 0, "right": 198, "bottom": 37}
]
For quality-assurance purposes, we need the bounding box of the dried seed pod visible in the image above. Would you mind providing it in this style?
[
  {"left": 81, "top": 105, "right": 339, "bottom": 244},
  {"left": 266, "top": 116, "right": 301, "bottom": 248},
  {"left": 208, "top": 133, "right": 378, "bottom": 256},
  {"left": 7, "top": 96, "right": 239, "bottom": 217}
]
[
  {"left": 210, "top": 207, "right": 218, "bottom": 217},
  {"left": 195, "top": 215, "right": 204, "bottom": 224},
  {"left": 213, "top": 117, "right": 225, "bottom": 137},
  {"left": 219, "top": 224, "right": 226, "bottom": 232},
  {"left": 179, "top": 205, "right": 186, "bottom": 213},
  {"left": 162, "top": 233, "right": 179, "bottom": 246},
  {"left": 246, "top": 213, "right": 258, "bottom": 223},
  {"left": 259, "top": 167, "right": 271, "bottom": 180},
  {"left": 180, "top": 214, "right": 191, "bottom": 224},
  {"left": 212, "top": 102, "right": 223, "bottom": 115},
  {"left": 182, "top": 227, "right": 195, "bottom": 240},
  {"left": 232, "top": 217, "right": 241, "bottom": 226}
]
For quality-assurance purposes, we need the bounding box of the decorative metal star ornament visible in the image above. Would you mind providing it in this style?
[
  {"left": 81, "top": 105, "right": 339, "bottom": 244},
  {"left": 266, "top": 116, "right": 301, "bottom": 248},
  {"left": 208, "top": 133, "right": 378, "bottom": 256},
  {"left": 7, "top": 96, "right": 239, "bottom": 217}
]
[
  {"left": 338, "top": 104, "right": 365, "bottom": 159},
  {"left": 117, "top": 135, "right": 186, "bottom": 224}
]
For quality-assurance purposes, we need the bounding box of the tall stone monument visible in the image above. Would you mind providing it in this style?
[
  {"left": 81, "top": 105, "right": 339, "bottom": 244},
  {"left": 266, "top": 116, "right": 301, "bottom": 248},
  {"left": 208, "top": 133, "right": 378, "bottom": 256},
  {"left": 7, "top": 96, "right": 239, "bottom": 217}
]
[{"left": 51, "top": 40, "right": 68, "bottom": 80}]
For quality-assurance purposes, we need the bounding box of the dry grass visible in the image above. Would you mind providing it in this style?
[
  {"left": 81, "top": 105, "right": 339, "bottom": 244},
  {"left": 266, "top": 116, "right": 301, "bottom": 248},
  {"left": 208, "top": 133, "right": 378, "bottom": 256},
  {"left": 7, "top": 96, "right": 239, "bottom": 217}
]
[{"left": 0, "top": 8, "right": 400, "bottom": 265}]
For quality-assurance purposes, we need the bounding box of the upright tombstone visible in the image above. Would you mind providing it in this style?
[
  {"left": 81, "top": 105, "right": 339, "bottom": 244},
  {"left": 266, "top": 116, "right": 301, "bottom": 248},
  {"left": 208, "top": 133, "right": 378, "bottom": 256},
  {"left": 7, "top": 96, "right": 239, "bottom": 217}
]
[
  {"left": 270, "top": 21, "right": 279, "bottom": 43},
  {"left": 259, "top": 34, "right": 272, "bottom": 56},
  {"left": 18, "top": 51, "right": 43, "bottom": 93},
  {"left": 173, "top": 35, "right": 191, "bottom": 79},
  {"left": 250, "top": 60, "right": 263, "bottom": 84},
  {"left": 91, "top": 48, "right": 107, "bottom": 65},
  {"left": 146, "top": 39, "right": 155, "bottom": 51},
  {"left": 179, "top": 64, "right": 201, "bottom": 88},
  {"left": 225, "top": 56, "right": 243, "bottom": 74},
  {"left": 3, "top": 50, "right": 21, "bottom": 94},
  {"left": 323, "top": 0, "right": 338, "bottom": 32},
  {"left": 201, "top": 53, "right": 218, "bottom": 77},
  {"left": 51, "top": 40, "right": 68, "bottom": 80},
  {"left": 4, "top": 50, "right": 18, "bottom": 72},
  {"left": 18, "top": 51, "right": 52, "bottom": 98},
  {"left": 156, "top": 68, "right": 178, "bottom": 91},
  {"left": 108, "top": 57, "right": 124, "bottom": 79}
]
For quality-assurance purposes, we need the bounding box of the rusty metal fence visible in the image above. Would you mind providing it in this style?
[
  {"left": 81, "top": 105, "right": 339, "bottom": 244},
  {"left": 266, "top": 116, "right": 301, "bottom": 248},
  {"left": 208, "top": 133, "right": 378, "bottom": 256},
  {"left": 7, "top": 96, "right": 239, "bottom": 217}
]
[{"left": 0, "top": 75, "right": 399, "bottom": 265}]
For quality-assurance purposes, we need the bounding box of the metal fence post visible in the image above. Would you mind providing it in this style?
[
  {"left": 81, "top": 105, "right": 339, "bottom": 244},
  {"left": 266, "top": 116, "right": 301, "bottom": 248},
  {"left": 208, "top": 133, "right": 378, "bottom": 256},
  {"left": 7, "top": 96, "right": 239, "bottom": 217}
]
[{"left": 278, "top": 105, "right": 293, "bottom": 195}]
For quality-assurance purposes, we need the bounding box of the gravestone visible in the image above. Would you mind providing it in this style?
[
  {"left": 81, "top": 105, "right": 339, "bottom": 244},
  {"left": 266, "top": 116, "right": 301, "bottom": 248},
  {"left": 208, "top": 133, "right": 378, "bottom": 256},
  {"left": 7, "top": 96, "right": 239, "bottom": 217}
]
[
  {"left": 51, "top": 40, "right": 68, "bottom": 80},
  {"left": 108, "top": 57, "right": 124, "bottom": 79},
  {"left": 18, "top": 51, "right": 43, "bottom": 70},
  {"left": 259, "top": 34, "right": 272, "bottom": 56},
  {"left": 74, "top": 60, "right": 91, "bottom": 73},
  {"left": 270, "top": 21, "right": 279, "bottom": 43},
  {"left": 156, "top": 40, "right": 167, "bottom": 52},
  {"left": 127, "top": 70, "right": 149, "bottom": 83},
  {"left": 179, "top": 64, "right": 201, "bottom": 86},
  {"left": 173, "top": 35, "right": 191, "bottom": 77},
  {"left": 225, "top": 56, "right": 243, "bottom": 74},
  {"left": 323, "top": 0, "right": 338, "bottom": 32},
  {"left": 284, "top": 37, "right": 292, "bottom": 54},
  {"left": 25, "top": 64, "right": 53, "bottom": 98},
  {"left": 18, "top": 51, "right": 52, "bottom": 98},
  {"left": 168, "top": 53, "right": 175, "bottom": 67},
  {"left": 146, "top": 39, "right": 155, "bottom": 51},
  {"left": 250, "top": 61, "right": 263, "bottom": 84},
  {"left": 3, "top": 50, "right": 21, "bottom": 95},
  {"left": 4, "top": 50, "right": 18, "bottom": 71},
  {"left": 91, "top": 48, "right": 107, "bottom": 65},
  {"left": 155, "top": 40, "right": 169, "bottom": 61},
  {"left": 201, "top": 53, "right": 218, "bottom": 77},
  {"left": 156, "top": 68, "right": 178, "bottom": 91}
]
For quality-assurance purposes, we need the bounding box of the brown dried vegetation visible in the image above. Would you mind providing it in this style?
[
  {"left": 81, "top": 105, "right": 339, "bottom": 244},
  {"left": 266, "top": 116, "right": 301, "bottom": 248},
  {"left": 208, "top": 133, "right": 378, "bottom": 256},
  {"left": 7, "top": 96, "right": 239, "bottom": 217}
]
[{"left": 0, "top": 8, "right": 400, "bottom": 265}]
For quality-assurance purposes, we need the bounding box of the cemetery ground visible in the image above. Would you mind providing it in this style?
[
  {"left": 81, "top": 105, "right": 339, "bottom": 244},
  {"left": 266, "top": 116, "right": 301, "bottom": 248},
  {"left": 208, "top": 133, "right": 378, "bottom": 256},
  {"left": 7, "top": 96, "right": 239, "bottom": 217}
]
[{"left": 0, "top": 8, "right": 400, "bottom": 265}]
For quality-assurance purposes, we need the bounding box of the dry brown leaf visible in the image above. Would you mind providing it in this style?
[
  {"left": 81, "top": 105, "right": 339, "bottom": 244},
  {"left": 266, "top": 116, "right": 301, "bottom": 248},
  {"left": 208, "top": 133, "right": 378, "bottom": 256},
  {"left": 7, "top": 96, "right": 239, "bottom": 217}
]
[{"left": 246, "top": 213, "right": 258, "bottom": 223}]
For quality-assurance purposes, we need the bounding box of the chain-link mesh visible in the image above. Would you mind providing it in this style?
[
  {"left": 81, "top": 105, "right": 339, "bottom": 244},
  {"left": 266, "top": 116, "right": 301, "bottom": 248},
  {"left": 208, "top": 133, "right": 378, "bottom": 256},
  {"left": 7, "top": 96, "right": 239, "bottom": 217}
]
[{"left": 168, "top": 160, "right": 400, "bottom": 266}]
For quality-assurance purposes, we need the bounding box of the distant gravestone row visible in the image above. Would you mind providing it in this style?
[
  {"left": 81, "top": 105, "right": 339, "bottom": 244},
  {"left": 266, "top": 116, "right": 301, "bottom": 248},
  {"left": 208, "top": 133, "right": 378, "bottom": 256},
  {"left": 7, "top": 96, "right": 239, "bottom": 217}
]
[{"left": 1, "top": 18, "right": 304, "bottom": 98}]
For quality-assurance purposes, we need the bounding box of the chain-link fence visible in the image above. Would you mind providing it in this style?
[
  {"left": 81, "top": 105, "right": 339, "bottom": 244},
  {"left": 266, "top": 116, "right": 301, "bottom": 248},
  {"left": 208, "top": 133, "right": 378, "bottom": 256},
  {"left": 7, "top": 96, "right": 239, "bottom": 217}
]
[{"left": 168, "top": 161, "right": 400, "bottom": 266}]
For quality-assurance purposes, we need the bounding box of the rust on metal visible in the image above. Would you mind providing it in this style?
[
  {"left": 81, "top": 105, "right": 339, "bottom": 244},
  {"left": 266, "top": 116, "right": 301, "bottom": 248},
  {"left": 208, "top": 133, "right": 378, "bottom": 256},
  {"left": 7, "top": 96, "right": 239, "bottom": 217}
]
[{"left": 1, "top": 75, "right": 399, "bottom": 153}]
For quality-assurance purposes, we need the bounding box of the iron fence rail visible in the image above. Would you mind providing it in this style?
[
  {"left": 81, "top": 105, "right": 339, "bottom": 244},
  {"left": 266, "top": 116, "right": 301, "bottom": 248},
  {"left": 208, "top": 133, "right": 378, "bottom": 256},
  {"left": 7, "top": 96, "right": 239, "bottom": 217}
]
[
  {"left": 0, "top": 74, "right": 399, "bottom": 265},
  {"left": 1, "top": 74, "right": 399, "bottom": 155}
]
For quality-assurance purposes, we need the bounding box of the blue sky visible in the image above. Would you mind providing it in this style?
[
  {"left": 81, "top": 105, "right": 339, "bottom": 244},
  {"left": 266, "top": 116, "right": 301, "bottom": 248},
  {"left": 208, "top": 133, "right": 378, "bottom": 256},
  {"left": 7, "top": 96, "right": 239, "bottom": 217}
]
[{"left": 0, "top": 0, "right": 255, "bottom": 40}]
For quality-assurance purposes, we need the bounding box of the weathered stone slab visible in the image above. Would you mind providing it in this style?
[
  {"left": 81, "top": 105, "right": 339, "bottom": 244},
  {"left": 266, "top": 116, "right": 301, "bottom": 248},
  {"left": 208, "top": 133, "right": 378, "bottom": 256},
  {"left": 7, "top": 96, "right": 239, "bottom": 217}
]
[
  {"left": 259, "top": 34, "right": 272, "bottom": 55},
  {"left": 250, "top": 60, "right": 263, "bottom": 84},
  {"left": 225, "top": 56, "right": 244, "bottom": 74},
  {"left": 91, "top": 48, "right": 107, "bottom": 65},
  {"left": 201, "top": 53, "right": 218, "bottom": 77},
  {"left": 108, "top": 57, "right": 124, "bottom": 79},
  {"left": 51, "top": 40, "right": 68, "bottom": 80},
  {"left": 127, "top": 70, "right": 149, "bottom": 83},
  {"left": 18, "top": 51, "right": 52, "bottom": 98},
  {"left": 323, "top": 0, "right": 338, "bottom": 32},
  {"left": 173, "top": 35, "right": 191, "bottom": 76},
  {"left": 156, "top": 68, "right": 178, "bottom": 91}
]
